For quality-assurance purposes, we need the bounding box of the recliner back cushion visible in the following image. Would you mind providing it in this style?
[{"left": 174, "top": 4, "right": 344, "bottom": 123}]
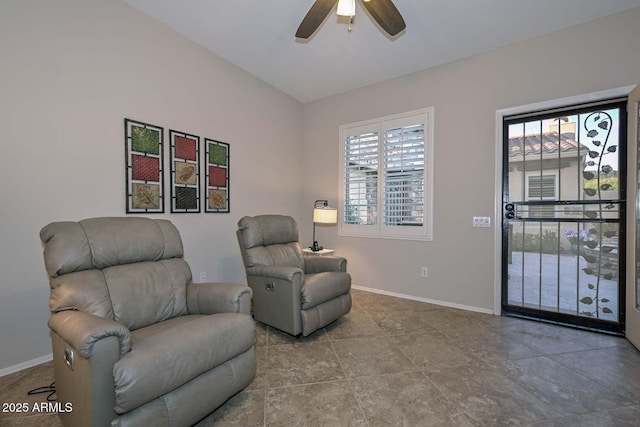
[
  {"left": 49, "top": 269, "right": 115, "bottom": 318},
  {"left": 41, "top": 217, "right": 183, "bottom": 276},
  {"left": 237, "top": 215, "right": 304, "bottom": 269},
  {"left": 41, "top": 217, "right": 190, "bottom": 330},
  {"left": 104, "top": 258, "right": 190, "bottom": 330},
  {"left": 244, "top": 243, "right": 304, "bottom": 269}
]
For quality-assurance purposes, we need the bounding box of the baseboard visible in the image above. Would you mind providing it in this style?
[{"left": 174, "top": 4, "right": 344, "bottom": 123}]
[
  {"left": 0, "top": 354, "right": 53, "bottom": 378},
  {"left": 351, "top": 285, "right": 494, "bottom": 315}
]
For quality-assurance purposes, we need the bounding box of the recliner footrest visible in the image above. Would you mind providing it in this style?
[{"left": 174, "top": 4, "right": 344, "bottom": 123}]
[
  {"left": 301, "top": 272, "right": 351, "bottom": 309},
  {"left": 114, "top": 313, "right": 254, "bottom": 413}
]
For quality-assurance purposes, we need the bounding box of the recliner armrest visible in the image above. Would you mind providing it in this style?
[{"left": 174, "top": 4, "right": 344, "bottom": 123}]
[
  {"left": 48, "top": 310, "right": 131, "bottom": 358},
  {"left": 247, "top": 265, "right": 304, "bottom": 281},
  {"left": 304, "top": 256, "right": 347, "bottom": 273},
  {"left": 187, "top": 282, "right": 253, "bottom": 315}
]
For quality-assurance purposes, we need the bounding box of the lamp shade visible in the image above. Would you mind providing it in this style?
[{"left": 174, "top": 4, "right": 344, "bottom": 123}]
[
  {"left": 313, "top": 207, "right": 338, "bottom": 224},
  {"left": 336, "top": 0, "right": 355, "bottom": 17}
]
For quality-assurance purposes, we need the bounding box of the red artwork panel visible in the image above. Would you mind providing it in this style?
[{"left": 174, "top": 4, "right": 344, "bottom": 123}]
[
  {"left": 131, "top": 154, "right": 160, "bottom": 182},
  {"left": 209, "top": 166, "right": 227, "bottom": 187},
  {"left": 174, "top": 136, "right": 197, "bottom": 161}
]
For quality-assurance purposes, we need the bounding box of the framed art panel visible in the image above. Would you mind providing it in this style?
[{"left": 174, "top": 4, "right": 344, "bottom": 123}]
[
  {"left": 125, "top": 118, "right": 164, "bottom": 213},
  {"left": 170, "top": 130, "right": 200, "bottom": 213},
  {"left": 205, "top": 138, "right": 229, "bottom": 213}
]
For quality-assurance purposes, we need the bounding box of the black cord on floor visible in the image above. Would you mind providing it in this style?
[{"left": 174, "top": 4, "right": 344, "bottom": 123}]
[{"left": 27, "top": 382, "right": 56, "bottom": 402}]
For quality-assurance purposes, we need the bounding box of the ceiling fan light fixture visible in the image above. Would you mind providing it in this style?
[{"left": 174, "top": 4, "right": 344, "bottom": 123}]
[
  {"left": 336, "top": 0, "right": 355, "bottom": 17},
  {"left": 296, "top": 0, "right": 405, "bottom": 40}
]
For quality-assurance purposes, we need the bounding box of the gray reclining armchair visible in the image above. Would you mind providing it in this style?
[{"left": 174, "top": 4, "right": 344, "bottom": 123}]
[
  {"left": 236, "top": 214, "right": 351, "bottom": 336},
  {"left": 40, "top": 217, "right": 256, "bottom": 427}
]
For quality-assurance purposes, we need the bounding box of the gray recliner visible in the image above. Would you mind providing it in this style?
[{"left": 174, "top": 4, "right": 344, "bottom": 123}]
[
  {"left": 236, "top": 214, "right": 351, "bottom": 336},
  {"left": 40, "top": 217, "right": 256, "bottom": 427}
]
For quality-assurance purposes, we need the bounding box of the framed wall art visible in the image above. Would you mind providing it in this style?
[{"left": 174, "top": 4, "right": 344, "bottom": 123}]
[
  {"left": 125, "top": 118, "right": 164, "bottom": 213},
  {"left": 169, "top": 130, "right": 200, "bottom": 213},
  {"left": 205, "top": 138, "right": 230, "bottom": 213}
]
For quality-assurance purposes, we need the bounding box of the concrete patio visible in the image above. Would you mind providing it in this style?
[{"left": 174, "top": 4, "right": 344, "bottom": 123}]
[{"left": 508, "top": 250, "right": 619, "bottom": 323}]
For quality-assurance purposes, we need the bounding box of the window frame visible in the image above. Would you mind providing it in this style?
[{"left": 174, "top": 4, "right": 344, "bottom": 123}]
[{"left": 338, "top": 107, "right": 434, "bottom": 241}]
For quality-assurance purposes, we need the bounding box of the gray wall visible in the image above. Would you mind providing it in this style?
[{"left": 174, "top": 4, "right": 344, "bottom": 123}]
[
  {"left": 0, "top": 0, "right": 304, "bottom": 372},
  {"left": 302, "top": 7, "right": 640, "bottom": 311}
]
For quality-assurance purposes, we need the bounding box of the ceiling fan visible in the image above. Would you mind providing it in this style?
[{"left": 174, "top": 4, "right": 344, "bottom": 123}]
[{"left": 296, "top": 0, "right": 406, "bottom": 39}]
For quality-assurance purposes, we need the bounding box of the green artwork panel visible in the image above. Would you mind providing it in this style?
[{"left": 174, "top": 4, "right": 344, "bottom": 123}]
[
  {"left": 132, "top": 127, "right": 160, "bottom": 155},
  {"left": 209, "top": 144, "right": 227, "bottom": 166}
]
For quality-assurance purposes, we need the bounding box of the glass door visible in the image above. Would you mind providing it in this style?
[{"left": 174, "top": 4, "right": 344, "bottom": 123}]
[{"left": 502, "top": 99, "right": 627, "bottom": 334}]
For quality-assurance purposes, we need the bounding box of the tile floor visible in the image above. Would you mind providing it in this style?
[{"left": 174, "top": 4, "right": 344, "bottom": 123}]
[{"left": 2, "top": 289, "right": 640, "bottom": 426}]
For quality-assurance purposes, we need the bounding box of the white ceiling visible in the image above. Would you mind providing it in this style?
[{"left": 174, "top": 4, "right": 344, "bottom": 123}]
[{"left": 124, "top": 0, "right": 640, "bottom": 103}]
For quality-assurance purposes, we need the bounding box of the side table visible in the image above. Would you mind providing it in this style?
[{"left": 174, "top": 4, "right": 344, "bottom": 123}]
[{"left": 303, "top": 248, "right": 335, "bottom": 256}]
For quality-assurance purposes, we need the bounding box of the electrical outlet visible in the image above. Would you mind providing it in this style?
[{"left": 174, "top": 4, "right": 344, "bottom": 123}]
[
  {"left": 199, "top": 272, "right": 206, "bottom": 282},
  {"left": 421, "top": 267, "right": 429, "bottom": 278},
  {"left": 473, "top": 216, "right": 491, "bottom": 228}
]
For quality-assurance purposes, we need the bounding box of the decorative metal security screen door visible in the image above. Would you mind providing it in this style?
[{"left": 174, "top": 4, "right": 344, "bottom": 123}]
[{"left": 502, "top": 99, "right": 627, "bottom": 334}]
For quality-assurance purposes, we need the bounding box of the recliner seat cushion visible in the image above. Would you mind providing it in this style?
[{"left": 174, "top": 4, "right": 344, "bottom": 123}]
[
  {"left": 301, "top": 272, "right": 351, "bottom": 310},
  {"left": 113, "top": 313, "right": 255, "bottom": 414}
]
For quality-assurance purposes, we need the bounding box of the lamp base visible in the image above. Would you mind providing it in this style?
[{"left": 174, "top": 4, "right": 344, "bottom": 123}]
[{"left": 310, "top": 241, "right": 323, "bottom": 252}]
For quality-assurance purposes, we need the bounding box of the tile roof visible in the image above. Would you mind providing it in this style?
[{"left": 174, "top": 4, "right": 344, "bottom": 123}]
[{"left": 508, "top": 132, "right": 580, "bottom": 157}]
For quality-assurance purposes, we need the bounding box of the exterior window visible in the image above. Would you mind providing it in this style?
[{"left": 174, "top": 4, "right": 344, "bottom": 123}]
[
  {"left": 527, "top": 174, "right": 557, "bottom": 199},
  {"left": 339, "top": 108, "right": 434, "bottom": 240},
  {"left": 526, "top": 173, "right": 557, "bottom": 218}
]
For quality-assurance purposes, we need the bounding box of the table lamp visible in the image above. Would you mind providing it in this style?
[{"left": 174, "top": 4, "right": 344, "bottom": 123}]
[{"left": 311, "top": 199, "right": 337, "bottom": 251}]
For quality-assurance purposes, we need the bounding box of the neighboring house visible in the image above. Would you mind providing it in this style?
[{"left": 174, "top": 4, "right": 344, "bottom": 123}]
[
  {"left": 508, "top": 121, "right": 582, "bottom": 214},
  {"left": 507, "top": 121, "right": 619, "bottom": 253}
]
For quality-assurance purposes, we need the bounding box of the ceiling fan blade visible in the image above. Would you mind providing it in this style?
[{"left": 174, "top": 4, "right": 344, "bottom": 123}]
[
  {"left": 296, "top": 0, "right": 339, "bottom": 39},
  {"left": 360, "top": 0, "right": 406, "bottom": 36}
]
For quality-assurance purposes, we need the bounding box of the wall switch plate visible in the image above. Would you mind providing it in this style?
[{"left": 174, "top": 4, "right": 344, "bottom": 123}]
[
  {"left": 199, "top": 272, "right": 206, "bottom": 282},
  {"left": 421, "top": 267, "right": 429, "bottom": 278},
  {"left": 473, "top": 216, "right": 491, "bottom": 228}
]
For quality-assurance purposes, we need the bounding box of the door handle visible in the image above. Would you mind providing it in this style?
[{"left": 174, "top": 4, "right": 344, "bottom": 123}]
[{"left": 504, "top": 203, "right": 515, "bottom": 219}]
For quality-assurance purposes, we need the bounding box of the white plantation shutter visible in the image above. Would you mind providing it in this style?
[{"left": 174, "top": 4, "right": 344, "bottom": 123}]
[
  {"left": 344, "top": 132, "right": 378, "bottom": 225},
  {"left": 339, "top": 108, "right": 433, "bottom": 240},
  {"left": 384, "top": 124, "right": 425, "bottom": 226}
]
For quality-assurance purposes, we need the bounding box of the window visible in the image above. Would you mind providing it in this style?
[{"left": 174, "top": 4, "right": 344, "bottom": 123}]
[
  {"left": 527, "top": 174, "right": 557, "bottom": 200},
  {"left": 339, "top": 108, "right": 434, "bottom": 240},
  {"left": 526, "top": 172, "right": 558, "bottom": 218}
]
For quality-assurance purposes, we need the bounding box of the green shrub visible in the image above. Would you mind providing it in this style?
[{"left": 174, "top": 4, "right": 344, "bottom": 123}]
[{"left": 511, "top": 231, "right": 558, "bottom": 254}]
